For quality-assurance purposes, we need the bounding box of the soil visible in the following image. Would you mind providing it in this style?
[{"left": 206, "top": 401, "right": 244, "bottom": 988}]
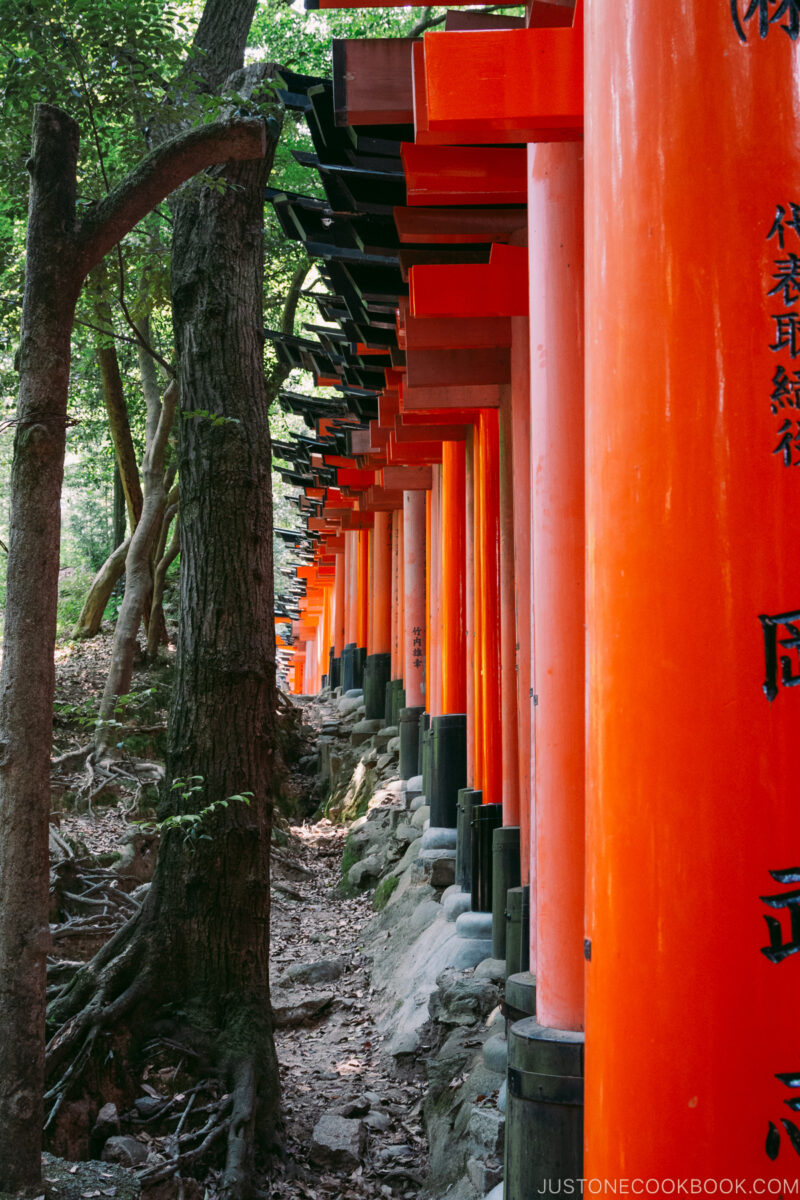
[{"left": 48, "top": 635, "right": 429, "bottom": 1200}]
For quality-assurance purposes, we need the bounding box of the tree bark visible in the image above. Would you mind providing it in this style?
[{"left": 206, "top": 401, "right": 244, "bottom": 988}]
[
  {"left": 94, "top": 295, "right": 143, "bottom": 532},
  {"left": 0, "top": 102, "right": 268, "bottom": 1193},
  {"left": 161, "top": 57, "right": 283, "bottom": 1193},
  {"left": 0, "top": 104, "right": 81, "bottom": 1195},
  {"left": 95, "top": 382, "right": 177, "bottom": 758},
  {"left": 147, "top": 499, "right": 179, "bottom": 658},
  {"left": 112, "top": 464, "right": 126, "bottom": 549},
  {"left": 72, "top": 536, "right": 131, "bottom": 639}
]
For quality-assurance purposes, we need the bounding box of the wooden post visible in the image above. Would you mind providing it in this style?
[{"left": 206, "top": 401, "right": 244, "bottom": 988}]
[
  {"left": 404, "top": 489, "right": 427, "bottom": 706},
  {"left": 585, "top": 1, "right": 800, "bottom": 1180},
  {"left": 441, "top": 440, "right": 467, "bottom": 713}
]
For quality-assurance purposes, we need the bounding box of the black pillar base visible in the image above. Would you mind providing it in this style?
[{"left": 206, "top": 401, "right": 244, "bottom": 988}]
[
  {"left": 384, "top": 677, "right": 404, "bottom": 726},
  {"left": 505, "top": 887, "right": 531, "bottom": 980},
  {"left": 363, "top": 652, "right": 391, "bottom": 720},
  {"left": 429, "top": 713, "right": 467, "bottom": 828},
  {"left": 341, "top": 643, "right": 365, "bottom": 692},
  {"left": 456, "top": 787, "right": 482, "bottom": 890},
  {"left": 470, "top": 802, "right": 502, "bottom": 912},
  {"left": 492, "top": 824, "right": 522, "bottom": 959},
  {"left": 505, "top": 1019, "right": 584, "bottom": 1200},
  {"left": 328, "top": 649, "right": 340, "bottom": 690},
  {"left": 420, "top": 712, "right": 431, "bottom": 791},
  {"left": 399, "top": 705, "right": 425, "bottom": 780},
  {"left": 341, "top": 643, "right": 357, "bottom": 692}
]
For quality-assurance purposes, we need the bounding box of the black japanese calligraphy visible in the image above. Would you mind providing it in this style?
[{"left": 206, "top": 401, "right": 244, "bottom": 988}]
[
  {"left": 767, "top": 1070, "right": 800, "bottom": 1159},
  {"left": 734, "top": 0, "right": 800, "bottom": 42},
  {"left": 759, "top": 609, "right": 800, "bottom": 701},
  {"left": 760, "top": 868, "right": 800, "bottom": 960}
]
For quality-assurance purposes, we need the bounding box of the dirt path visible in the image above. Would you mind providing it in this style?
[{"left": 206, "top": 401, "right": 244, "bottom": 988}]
[{"left": 268, "top": 734, "right": 428, "bottom": 1200}]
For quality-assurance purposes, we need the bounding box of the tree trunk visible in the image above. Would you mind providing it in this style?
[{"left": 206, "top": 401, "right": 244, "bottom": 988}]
[
  {"left": 112, "top": 463, "right": 126, "bottom": 549},
  {"left": 72, "top": 536, "right": 130, "bottom": 638},
  {"left": 94, "top": 294, "right": 143, "bottom": 532},
  {"left": 95, "top": 383, "right": 177, "bottom": 758},
  {"left": 161, "top": 57, "right": 283, "bottom": 1191},
  {"left": 147, "top": 500, "right": 179, "bottom": 658},
  {"left": 0, "top": 104, "right": 81, "bottom": 1194},
  {"left": 0, "top": 100, "right": 267, "bottom": 1192}
]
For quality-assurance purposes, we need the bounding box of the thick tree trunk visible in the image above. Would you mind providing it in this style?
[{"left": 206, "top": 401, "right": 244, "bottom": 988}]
[
  {"left": 0, "top": 100, "right": 267, "bottom": 1192},
  {"left": 160, "top": 55, "right": 284, "bottom": 1193},
  {"left": 95, "top": 383, "right": 177, "bottom": 758},
  {"left": 0, "top": 104, "right": 81, "bottom": 1193}
]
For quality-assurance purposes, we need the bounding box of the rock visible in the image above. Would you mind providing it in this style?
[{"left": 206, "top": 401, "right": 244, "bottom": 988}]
[
  {"left": 280, "top": 957, "right": 345, "bottom": 985},
  {"left": 362, "top": 746, "right": 379, "bottom": 766},
  {"left": 375, "top": 726, "right": 398, "bottom": 750},
  {"left": 411, "top": 803, "right": 430, "bottom": 827},
  {"left": 421, "top": 825, "right": 457, "bottom": 851},
  {"left": 377, "top": 752, "right": 394, "bottom": 770},
  {"left": 497, "top": 1081, "right": 507, "bottom": 1114},
  {"left": 395, "top": 822, "right": 422, "bottom": 845},
  {"left": 348, "top": 854, "right": 383, "bottom": 889},
  {"left": 456, "top": 910, "right": 493, "bottom": 940},
  {"left": 468, "top": 1157, "right": 504, "bottom": 1194},
  {"left": 390, "top": 1027, "right": 422, "bottom": 1056},
  {"left": 364, "top": 1090, "right": 383, "bottom": 1106},
  {"left": 468, "top": 1104, "right": 505, "bottom": 1157},
  {"left": 431, "top": 968, "right": 502, "bottom": 1027},
  {"left": 387, "top": 736, "right": 401, "bottom": 754},
  {"left": 475, "top": 957, "right": 507, "bottom": 982},
  {"left": 421, "top": 850, "right": 456, "bottom": 888},
  {"left": 134, "top": 1095, "right": 167, "bottom": 1118},
  {"left": 351, "top": 717, "right": 383, "bottom": 747},
  {"left": 90, "top": 1101, "right": 119, "bottom": 1147},
  {"left": 337, "top": 695, "right": 362, "bottom": 717},
  {"left": 335, "top": 1095, "right": 371, "bottom": 1117},
  {"left": 364, "top": 1110, "right": 392, "bottom": 1131},
  {"left": 101, "top": 1134, "right": 149, "bottom": 1167},
  {"left": 309, "top": 1113, "right": 366, "bottom": 1169},
  {"left": 482, "top": 1033, "right": 508, "bottom": 1075},
  {"left": 88, "top": 1108, "right": 120, "bottom": 1165},
  {"left": 443, "top": 888, "right": 472, "bottom": 922},
  {"left": 272, "top": 994, "right": 334, "bottom": 1027}
]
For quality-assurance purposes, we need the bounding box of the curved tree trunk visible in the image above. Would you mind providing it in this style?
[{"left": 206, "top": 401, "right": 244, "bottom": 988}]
[
  {"left": 94, "top": 293, "right": 143, "bottom": 532},
  {"left": 72, "top": 536, "right": 130, "bottom": 639},
  {"left": 95, "top": 383, "right": 177, "bottom": 759}
]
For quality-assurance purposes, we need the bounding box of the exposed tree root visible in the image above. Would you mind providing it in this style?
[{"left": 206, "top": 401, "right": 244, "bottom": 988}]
[{"left": 45, "top": 907, "right": 277, "bottom": 1200}]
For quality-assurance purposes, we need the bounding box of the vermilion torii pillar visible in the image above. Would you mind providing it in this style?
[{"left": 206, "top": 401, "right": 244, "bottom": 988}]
[
  {"left": 530, "top": 141, "right": 585, "bottom": 1034},
  {"left": 403, "top": 489, "right": 426, "bottom": 707},
  {"left": 586, "top": 2, "right": 800, "bottom": 1184}
]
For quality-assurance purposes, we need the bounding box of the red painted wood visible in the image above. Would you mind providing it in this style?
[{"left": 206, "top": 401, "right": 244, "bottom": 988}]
[
  {"left": 402, "top": 144, "right": 527, "bottom": 206},
  {"left": 394, "top": 206, "right": 526, "bottom": 247},
  {"left": 410, "top": 245, "right": 528, "bottom": 318}
]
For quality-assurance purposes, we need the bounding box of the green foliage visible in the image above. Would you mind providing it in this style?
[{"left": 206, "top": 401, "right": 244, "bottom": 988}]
[
  {"left": 373, "top": 873, "right": 399, "bottom": 911},
  {"left": 138, "top": 777, "right": 254, "bottom": 850},
  {"left": 182, "top": 408, "right": 241, "bottom": 428}
]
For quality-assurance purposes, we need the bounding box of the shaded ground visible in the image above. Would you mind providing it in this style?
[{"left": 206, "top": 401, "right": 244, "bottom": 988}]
[{"left": 48, "top": 639, "right": 428, "bottom": 1199}]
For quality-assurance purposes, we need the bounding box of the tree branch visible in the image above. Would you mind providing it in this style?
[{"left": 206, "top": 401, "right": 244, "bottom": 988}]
[
  {"left": 76, "top": 117, "right": 268, "bottom": 276},
  {"left": 266, "top": 260, "right": 311, "bottom": 397}
]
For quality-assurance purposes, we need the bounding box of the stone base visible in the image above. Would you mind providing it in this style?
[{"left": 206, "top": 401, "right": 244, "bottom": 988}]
[
  {"left": 485, "top": 1183, "right": 505, "bottom": 1200},
  {"left": 421, "top": 825, "right": 458, "bottom": 851},
  {"left": 443, "top": 887, "right": 472, "bottom": 923},
  {"left": 419, "top": 847, "right": 456, "bottom": 888},
  {"left": 375, "top": 725, "right": 398, "bottom": 751},
  {"left": 456, "top": 910, "right": 493, "bottom": 940}
]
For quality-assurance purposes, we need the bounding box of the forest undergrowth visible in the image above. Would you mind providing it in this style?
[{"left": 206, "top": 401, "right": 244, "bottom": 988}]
[{"left": 46, "top": 632, "right": 428, "bottom": 1200}]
